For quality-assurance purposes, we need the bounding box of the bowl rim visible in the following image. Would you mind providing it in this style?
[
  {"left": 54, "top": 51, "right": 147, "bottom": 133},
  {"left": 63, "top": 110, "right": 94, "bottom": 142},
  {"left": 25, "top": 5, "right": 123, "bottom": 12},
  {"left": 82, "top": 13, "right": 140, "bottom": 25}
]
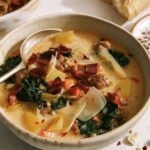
[
  {"left": 0, "top": 13, "right": 150, "bottom": 146},
  {"left": 0, "top": 0, "right": 37, "bottom": 21}
]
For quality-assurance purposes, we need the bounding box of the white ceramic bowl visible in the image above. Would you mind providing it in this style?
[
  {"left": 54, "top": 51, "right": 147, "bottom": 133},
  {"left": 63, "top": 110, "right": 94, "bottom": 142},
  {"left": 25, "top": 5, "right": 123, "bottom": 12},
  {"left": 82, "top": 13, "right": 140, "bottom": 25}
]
[
  {"left": 0, "top": 14, "right": 150, "bottom": 150},
  {"left": 0, "top": 0, "right": 37, "bottom": 39}
]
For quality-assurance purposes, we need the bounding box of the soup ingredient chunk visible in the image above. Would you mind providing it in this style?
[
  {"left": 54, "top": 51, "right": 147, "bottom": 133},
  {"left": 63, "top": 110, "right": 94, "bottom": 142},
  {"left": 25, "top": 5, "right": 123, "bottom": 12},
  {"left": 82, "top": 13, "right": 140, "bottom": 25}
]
[
  {"left": 96, "top": 45, "right": 126, "bottom": 79},
  {"left": 109, "top": 49, "right": 129, "bottom": 67},
  {"left": 0, "top": 55, "right": 21, "bottom": 83},
  {"left": 78, "top": 87, "right": 107, "bottom": 121}
]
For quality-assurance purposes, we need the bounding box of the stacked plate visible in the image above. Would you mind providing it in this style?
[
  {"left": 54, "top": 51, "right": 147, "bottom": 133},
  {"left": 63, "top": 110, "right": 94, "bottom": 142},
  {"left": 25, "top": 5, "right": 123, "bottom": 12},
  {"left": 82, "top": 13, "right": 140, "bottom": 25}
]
[{"left": 132, "top": 15, "right": 150, "bottom": 54}]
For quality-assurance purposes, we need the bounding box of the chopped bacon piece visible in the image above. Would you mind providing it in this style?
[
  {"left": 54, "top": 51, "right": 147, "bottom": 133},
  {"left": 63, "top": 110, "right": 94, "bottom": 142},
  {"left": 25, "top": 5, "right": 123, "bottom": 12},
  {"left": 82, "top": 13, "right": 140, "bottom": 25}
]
[
  {"left": 106, "top": 90, "right": 125, "bottom": 106},
  {"left": 27, "top": 54, "right": 38, "bottom": 66},
  {"left": 68, "top": 86, "right": 84, "bottom": 97},
  {"left": 77, "top": 81, "right": 90, "bottom": 92},
  {"left": 27, "top": 46, "right": 71, "bottom": 75},
  {"left": 27, "top": 53, "right": 52, "bottom": 77},
  {"left": 63, "top": 78, "right": 74, "bottom": 90},
  {"left": 37, "top": 58, "right": 50, "bottom": 66},
  {"left": 50, "top": 77, "right": 62, "bottom": 86},
  {"left": 29, "top": 67, "right": 45, "bottom": 77},
  {"left": 27, "top": 50, "right": 56, "bottom": 71},
  {"left": 48, "top": 77, "right": 64, "bottom": 94},
  {"left": 8, "top": 95, "right": 17, "bottom": 105},
  {"left": 85, "top": 63, "right": 99, "bottom": 74},
  {"left": 9, "top": 84, "right": 22, "bottom": 95},
  {"left": 71, "top": 68, "right": 86, "bottom": 79},
  {"left": 27, "top": 53, "right": 50, "bottom": 67},
  {"left": 71, "top": 63, "right": 99, "bottom": 79},
  {"left": 39, "top": 49, "right": 56, "bottom": 61}
]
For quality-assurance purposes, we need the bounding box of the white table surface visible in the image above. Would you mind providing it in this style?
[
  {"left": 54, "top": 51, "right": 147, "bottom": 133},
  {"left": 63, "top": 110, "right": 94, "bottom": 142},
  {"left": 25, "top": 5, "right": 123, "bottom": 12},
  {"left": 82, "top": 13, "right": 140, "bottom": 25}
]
[{"left": 0, "top": 0, "right": 150, "bottom": 150}]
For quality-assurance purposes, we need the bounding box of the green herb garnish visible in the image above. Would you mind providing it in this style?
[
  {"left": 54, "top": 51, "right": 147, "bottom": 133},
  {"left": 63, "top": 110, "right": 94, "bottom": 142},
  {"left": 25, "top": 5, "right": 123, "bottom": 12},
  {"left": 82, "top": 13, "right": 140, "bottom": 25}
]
[
  {"left": 17, "top": 76, "right": 48, "bottom": 106},
  {"left": 0, "top": 55, "right": 21, "bottom": 83},
  {"left": 101, "top": 101, "right": 119, "bottom": 130},
  {"left": 78, "top": 119, "right": 98, "bottom": 137},
  {"left": 78, "top": 101, "right": 121, "bottom": 137},
  {"left": 109, "top": 49, "right": 129, "bottom": 67},
  {"left": 0, "top": 56, "right": 21, "bottom": 76},
  {"left": 51, "top": 96, "right": 67, "bottom": 110}
]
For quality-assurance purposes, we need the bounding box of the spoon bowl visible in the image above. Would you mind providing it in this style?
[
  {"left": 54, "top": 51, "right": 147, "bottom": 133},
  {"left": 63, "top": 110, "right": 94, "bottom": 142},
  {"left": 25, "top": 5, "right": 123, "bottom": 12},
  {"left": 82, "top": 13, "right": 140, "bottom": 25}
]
[
  {"left": 20, "top": 28, "right": 62, "bottom": 61},
  {"left": 0, "top": 28, "right": 62, "bottom": 83}
]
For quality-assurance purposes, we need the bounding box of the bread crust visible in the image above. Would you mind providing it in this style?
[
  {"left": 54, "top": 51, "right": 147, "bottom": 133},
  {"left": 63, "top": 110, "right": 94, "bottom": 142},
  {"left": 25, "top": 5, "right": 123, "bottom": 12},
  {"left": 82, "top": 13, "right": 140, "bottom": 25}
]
[{"left": 104, "top": 0, "right": 150, "bottom": 19}]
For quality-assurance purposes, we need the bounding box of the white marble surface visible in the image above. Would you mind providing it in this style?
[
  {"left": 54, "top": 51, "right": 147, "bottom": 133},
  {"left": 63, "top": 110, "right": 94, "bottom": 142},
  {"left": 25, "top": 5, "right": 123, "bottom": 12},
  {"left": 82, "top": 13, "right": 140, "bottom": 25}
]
[{"left": 0, "top": 0, "right": 150, "bottom": 150}]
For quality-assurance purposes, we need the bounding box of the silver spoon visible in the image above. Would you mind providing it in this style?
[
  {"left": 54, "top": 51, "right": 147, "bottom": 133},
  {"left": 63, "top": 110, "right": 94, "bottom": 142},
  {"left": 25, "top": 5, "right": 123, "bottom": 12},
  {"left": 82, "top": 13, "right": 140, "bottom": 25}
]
[{"left": 0, "top": 28, "right": 62, "bottom": 83}]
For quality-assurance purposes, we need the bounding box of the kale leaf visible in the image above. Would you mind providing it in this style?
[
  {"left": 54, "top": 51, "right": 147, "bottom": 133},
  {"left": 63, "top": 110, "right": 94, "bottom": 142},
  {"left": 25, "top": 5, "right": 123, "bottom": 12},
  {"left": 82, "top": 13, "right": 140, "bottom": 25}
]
[
  {"left": 109, "top": 49, "right": 129, "bottom": 67},
  {"left": 102, "top": 101, "right": 118, "bottom": 118},
  {"left": 17, "top": 76, "right": 48, "bottom": 105},
  {"left": 0, "top": 55, "right": 21, "bottom": 83},
  {"left": 17, "top": 77, "right": 67, "bottom": 110},
  {"left": 0, "top": 56, "right": 21, "bottom": 76},
  {"left": 51, "top": 96, "right": 67, "bottom": 110},
  {"left": 78, "top": 101, "right": 120, "bottom": 137},
  {"left": 78, "top": 119, "right": 98, "bottom": 137},
  {"left": 101, "top": 101, "right": 119, "bottom": 130}
]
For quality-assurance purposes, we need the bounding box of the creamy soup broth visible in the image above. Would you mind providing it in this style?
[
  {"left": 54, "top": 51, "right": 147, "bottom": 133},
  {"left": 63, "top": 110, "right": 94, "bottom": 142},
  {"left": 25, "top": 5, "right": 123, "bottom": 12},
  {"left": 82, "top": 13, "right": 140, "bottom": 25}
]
[{"left": 0, "top": 30, "right": 145, "bottom": 139}]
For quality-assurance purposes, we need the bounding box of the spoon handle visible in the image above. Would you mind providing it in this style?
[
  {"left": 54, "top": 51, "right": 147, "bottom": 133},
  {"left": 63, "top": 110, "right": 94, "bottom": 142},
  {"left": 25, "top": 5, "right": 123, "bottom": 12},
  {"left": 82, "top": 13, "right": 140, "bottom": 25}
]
[{"left": 0, "top": 62, "right": 25, "bottom": 83}]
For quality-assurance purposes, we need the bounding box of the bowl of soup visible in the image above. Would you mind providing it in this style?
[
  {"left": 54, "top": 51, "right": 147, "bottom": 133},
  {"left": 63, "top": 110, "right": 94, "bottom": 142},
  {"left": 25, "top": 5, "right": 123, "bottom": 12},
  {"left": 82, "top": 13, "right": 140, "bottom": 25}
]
[
  {"left": 0, "top": 0, "right": 37, "bottom": 39},
  {"left": 0, "top": 14, "right": 149, "bottom": 150}
]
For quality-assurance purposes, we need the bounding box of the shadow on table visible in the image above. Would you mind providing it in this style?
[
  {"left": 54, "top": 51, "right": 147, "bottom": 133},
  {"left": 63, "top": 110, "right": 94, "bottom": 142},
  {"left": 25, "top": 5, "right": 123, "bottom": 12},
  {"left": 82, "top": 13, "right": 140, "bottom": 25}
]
[
  {"left": 0, "top": 123, "right": 38, "bottom": 150},
  {"left": 61, "top": 0, "right": 126, "bottom": 25}
]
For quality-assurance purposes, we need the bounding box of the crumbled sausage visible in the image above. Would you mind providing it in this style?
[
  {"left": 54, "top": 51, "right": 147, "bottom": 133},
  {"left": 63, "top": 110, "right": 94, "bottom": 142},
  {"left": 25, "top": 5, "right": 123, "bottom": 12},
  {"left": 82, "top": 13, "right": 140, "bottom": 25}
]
[
  {"left": 87, "top": 73, "right": 111, "bottom": 89},
  {"left": 56, "top": 55, "right": 71, "bottom": 72},
  {"left": 71, "top": 120, "right": 80, "bottom": 135}
]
